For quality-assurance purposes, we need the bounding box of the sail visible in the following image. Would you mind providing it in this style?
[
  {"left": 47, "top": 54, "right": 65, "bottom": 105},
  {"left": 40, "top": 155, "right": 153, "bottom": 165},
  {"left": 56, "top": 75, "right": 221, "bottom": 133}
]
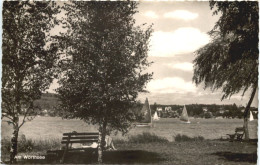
[
  {"left": 249, "top": 111, "right": 254, "bottom": 121},
  {"left": 140, "top": 98, "right": 152, "bottom": 123},
  {"left": 153, "top": 111, "right": 159, "bottom": 120},
  {"left": 180, "top": 105, "right": 190, "bottom": 123}
]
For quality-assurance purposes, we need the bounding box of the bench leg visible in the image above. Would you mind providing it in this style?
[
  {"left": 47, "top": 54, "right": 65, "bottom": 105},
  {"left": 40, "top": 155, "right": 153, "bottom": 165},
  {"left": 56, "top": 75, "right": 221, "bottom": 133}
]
[
  {"left": 227, "top": 134, "right": 235, "bottom": 142},
  {"left": 60, "top": 148, "right": 68, "bottom": 163},
  {"left": 60, "top": 135, "right": 71, "bottom": 163},
  {"left": 236, "top": 134, "right": 244, "bottom": 141}
]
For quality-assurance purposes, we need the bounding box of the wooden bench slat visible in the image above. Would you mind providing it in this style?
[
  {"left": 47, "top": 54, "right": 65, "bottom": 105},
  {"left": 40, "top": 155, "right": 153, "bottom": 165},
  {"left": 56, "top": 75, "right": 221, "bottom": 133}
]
[
  {"left": 235, "top": 127, "right": 244, "bottom": 132},
  {"left": 61, "top": 139, "right": 98, "bottom": 144},
  {"left": 67, "top": 148, "right": 97, "bottom": 151},
  {"left": 63, "top": 132, "right": 99, "bottom": 136},
  {"left": 62, "top": 136, "right": 99, "bottom": 140}
]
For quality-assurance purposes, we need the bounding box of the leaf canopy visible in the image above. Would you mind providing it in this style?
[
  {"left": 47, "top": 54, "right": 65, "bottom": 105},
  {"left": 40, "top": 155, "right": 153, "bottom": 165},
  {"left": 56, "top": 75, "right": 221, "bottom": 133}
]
[
  {"left": 193, "top": 1, "right": 258, "bottom": 100},
  {"left": 57, "top": 2, "right": 153, "bottom": 134},
  {"left": 2, "top": 1, "right": 60, "bottom": 115}
]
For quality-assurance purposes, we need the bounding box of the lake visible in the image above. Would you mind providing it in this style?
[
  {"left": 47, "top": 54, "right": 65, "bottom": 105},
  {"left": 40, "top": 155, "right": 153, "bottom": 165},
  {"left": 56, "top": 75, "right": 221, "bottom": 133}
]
[{"left": 1, "top": 117, "right": 258, "bottom": 141}]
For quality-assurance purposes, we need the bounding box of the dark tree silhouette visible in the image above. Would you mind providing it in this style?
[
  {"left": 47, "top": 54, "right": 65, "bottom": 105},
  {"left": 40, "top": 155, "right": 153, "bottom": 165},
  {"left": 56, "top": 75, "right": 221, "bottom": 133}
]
[{"left": 193, "top": 1, "right": 258, "bottom": 140}]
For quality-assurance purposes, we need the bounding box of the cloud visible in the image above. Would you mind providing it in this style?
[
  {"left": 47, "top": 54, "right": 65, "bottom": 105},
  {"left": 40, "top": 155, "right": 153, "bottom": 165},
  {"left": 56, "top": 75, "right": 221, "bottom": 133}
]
[
  {"left": 164, "top": 10, "right": 198, "bottom": 21},
  {"left": 167, "top": 62, "right": 193, "bottom": 72},
  {"left": 149, "top": 28, "right": 210, "bottom": 57},
  {"left": 144, "top": 11, "right": 159, "bottom": 19},
  {"left": 146, "top": 77, "right": 197, "bottom": 94}
]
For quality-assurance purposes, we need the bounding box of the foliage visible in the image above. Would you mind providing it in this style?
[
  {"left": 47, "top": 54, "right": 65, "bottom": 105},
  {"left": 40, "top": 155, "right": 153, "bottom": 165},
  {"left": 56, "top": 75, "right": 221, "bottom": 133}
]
[
  {"left": 1, "top": 135, "right": 61, "bottom": 155},
  {"left": 2, "top": 1, "right": 60, "bottom": 162},
  {"left": 204, "top": 112, "right": 213, "bottom": 119},
  {"left": 34, "top": 93, "right": 59, "bottom": 110},
  {"left": 174, "top": 134, "right": 204, "bottom": 142},
  {"left": 1, "top": 138, "right": 11, "bottom": 155},
  {"left": 127, "top": 101, "right": 146, "bottom": 122},
  {"left": 112, "top": 139, "right": 127, "bottom": 145},
  {"left": 19, "top": 134, "right": 34, "bottom": 152},
  {"left": 29, "top": 93, "right": 258, "bottom": 119},
  {"left": 33, "top": 93, "right": 61, "bottom": 116},
  {"left": 57, "top": 2, "right": 152, "bottom": 135},
  {"left": 129, "top": 132, "right": 168, "bottom": 143},
  {"left": 57, "top": 2, "right": 152, "bottom": 162},
  {"left": 2, "top": 1, "right": 60, "bottom": 116},
  {"left": 193, "top": 2, "right": 258, "bottom": 100},
  {"left": 193, "top": 1, "right": 258, "bottom": 140}
]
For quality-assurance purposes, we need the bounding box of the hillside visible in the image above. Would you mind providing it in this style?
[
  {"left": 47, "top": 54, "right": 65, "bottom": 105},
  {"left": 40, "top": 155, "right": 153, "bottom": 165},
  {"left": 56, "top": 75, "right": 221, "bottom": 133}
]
[{"left": 34, "top": 93, "right": 59, "bottom": 110}]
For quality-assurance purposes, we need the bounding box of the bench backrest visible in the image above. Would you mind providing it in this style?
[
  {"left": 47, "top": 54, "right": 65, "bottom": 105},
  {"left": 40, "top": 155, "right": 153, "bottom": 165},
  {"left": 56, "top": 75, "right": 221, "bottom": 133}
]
[
  {"left": 61, "top": 132, "right": 99, "bottom": 144},
  {"left": 235, "top": 127, "right": 244, "bottom": 133}
]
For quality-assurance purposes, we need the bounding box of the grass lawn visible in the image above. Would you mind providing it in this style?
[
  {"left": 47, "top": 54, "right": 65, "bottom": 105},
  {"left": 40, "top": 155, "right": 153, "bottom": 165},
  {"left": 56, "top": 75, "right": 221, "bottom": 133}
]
[
  {"left": 1, "top": 117, "right": 258, "bottom": 164},
  {"left": 114, "top": 140, "right": 257, "bottom": 165},
  {"left": 3, "top": 140, "right": 257, "bottom": 164}
]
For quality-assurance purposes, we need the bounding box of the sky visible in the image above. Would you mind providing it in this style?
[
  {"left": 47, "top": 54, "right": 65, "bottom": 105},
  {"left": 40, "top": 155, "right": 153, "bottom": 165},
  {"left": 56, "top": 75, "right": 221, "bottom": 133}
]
[
  {"left": 47, "top": 1, "right": 258, "bottom": 107},
  {"left": 133, "top": 1, "right": 258, "bottom": 107}
]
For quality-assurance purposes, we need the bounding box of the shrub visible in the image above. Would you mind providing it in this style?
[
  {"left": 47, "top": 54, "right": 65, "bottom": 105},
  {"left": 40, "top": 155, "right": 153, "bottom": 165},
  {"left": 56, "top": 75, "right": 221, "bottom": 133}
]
[
  {"left": 1, "top": 134, "right": 61, "bottom": 155},
  {"left": 129, "top": 132, "right": 168, "bottom": 143},
  {"left": 32, "top": 138, "right": 61, "bottom": 151},
  {"left": 204, "top": 112, "right": 214, "bottom": 119},
  {"left": 19, "top": 134, "right": 34, "bottom": 152},
  {"left": 174, "top": 134, "right": 204, "bottom": 142},
  {"left": 113, "top": 138, "right": 127, "bottom": 145},
  {"left": 1, "top": 138, "right": 11, "bottom": 155}
]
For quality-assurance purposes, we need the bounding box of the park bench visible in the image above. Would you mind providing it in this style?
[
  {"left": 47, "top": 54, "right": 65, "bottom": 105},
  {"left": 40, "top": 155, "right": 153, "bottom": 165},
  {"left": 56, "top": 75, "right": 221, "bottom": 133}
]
[
  {"left": 47, "top": 132, "right": 99, "bottom": 163},
  {"left": 226, "top": 127, "right": 245, "bottom": 142}
]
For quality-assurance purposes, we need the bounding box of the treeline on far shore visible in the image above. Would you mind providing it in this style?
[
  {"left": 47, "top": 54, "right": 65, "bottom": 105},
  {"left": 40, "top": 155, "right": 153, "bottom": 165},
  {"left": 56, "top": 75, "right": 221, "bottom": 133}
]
[{"left": 29, "top": 93, "right": 258, "bottom": 119}]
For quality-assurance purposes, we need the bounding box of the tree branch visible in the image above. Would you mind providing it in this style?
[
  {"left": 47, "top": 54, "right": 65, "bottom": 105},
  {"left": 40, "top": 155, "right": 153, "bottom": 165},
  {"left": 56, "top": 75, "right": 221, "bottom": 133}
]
[
  {"left": 2, "top": 114, "right": 13, "bottom": 121},
  {"left": 18, "top": 102, "right": 36, "bottom": 129}
]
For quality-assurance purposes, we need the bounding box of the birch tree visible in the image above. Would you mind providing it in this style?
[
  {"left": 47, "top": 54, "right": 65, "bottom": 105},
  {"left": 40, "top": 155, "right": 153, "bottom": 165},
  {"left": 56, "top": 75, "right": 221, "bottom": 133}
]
[
  {"left": 2, "top": 2, "right": 60, "bottom": 163},
  {"left": 57, "top": 2, "right": 153, "bottom": 163}
]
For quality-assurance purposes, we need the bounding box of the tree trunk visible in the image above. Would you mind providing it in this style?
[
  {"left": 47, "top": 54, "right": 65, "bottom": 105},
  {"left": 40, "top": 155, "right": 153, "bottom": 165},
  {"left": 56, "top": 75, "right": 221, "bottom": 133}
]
[
  {"left": 243, "top": 86, "right": 257, "bottom": 141},
  {"left": 97, "top": 130, "right": 102, "bottom": 164},
  {"left": 97, "top": 120, "right": 107, "bottom": 164},
  {"left": 10, "top": 116, "right": 19, "bottom": 164},
  {"left": 10, "top": 77, "right": 22, "bottom": 163}
]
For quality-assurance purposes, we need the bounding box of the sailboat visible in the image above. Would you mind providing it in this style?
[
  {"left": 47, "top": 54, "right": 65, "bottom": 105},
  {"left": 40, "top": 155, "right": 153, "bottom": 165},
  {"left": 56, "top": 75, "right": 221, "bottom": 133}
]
[
  {"left": 180, "top": 105, "right": 190, "bottom": 124},
  {"left": 249, "top": 111, "right": 254, "bottom": 121},
  {"left": 153, "top": 111, "right": 159, "bottom": 121},
  {"left": 135, "top": 98, "right": 152, "bottom": 127}
]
